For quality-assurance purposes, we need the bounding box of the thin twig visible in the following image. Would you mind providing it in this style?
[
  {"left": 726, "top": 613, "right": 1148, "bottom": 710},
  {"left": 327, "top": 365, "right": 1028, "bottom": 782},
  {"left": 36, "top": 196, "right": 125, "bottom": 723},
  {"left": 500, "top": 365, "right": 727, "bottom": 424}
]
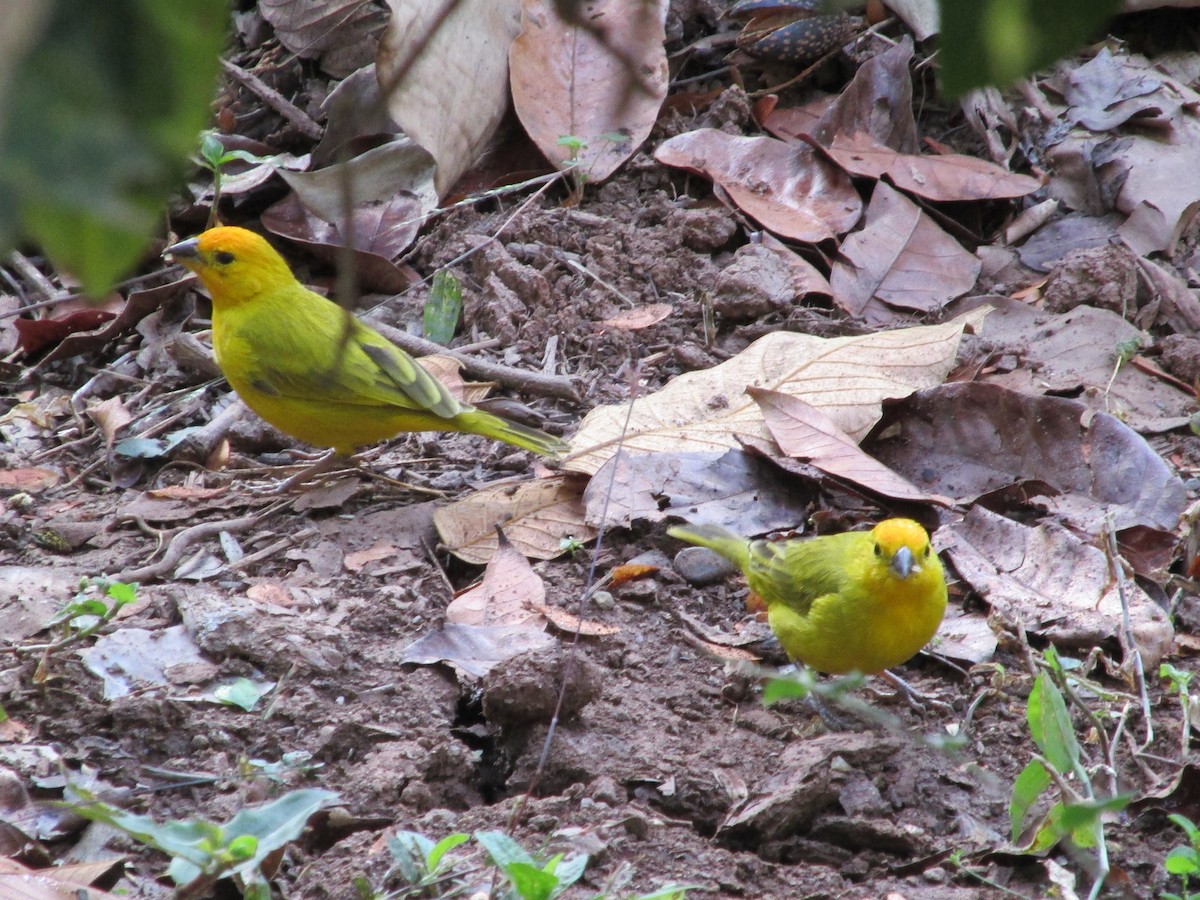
[{"left": 219, "top": 59, "right": 323, "bottom": 140}]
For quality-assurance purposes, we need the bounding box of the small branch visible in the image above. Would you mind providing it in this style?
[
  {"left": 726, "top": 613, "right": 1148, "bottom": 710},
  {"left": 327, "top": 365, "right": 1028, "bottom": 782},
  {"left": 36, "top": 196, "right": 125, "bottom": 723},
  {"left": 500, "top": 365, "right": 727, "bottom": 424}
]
[{"left": 220, "top": 59, "right": 323, "bottom": 141}]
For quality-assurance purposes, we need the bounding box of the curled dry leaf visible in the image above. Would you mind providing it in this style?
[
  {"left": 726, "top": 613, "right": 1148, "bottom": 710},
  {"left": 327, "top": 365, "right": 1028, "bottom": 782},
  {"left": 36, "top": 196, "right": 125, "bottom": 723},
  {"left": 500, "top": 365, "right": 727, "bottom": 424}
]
[
  {"left": 829, "top": 182, "right": 982, "bottom": 323},
  {"left": 583, "top": 448, "right": 811, "bottom": 532},
  {"left": 400, "top": 622, "right": 556, "bottom": 679},
  {"left": 446, "top": 534, "right": 547, "bottom": 628},
  {"left": 977, "top": 300, "right": 1193, "bottom": 434},
  {"left": 378, "top": 0, "right": 522, "bottom": 196},
  {"left": 260, "top": 0, "right": 386, "bottom": 77},
  {"left": 655, "top": 129, "right": 861, "bottom": 243},
  {"left": 510, "top": 0, "right": 669, "bottom": 182},
  {"left": 599, "top": 303, "right": 673, "bottom": 331},
  {"left": 869, "top": 382, "right": 1187, "bottom": 537},
  {"left": 749, "top": 386, "right": 947, "bottom": 505},
  {"left": 530, "top": 601, "right": 619, "bottom": 636},
  {"left": 818, "top": 131, "right": 1040, "bottom": 202},
  {"left": 434, "top": 474, "right": 594, "bottom": 564},
  {"left": 944, "top": 506, "right": 1175, "bottom": 670},
  {"left": 564, "top": 310, "right": 987, "bottom": 476}
]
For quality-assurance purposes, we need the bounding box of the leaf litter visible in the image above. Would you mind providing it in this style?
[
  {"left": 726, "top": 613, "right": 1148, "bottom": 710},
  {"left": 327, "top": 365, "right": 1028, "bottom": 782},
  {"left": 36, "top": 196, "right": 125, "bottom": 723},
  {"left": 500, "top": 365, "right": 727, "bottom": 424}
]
[{"left": 1, "top": 5, "right": 1198, "bottom": 899}]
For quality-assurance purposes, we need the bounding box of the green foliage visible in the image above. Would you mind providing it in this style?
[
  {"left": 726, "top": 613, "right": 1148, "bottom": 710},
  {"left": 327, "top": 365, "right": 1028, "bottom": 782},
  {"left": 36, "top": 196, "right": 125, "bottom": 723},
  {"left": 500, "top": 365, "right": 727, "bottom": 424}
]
[
  {"left": 198, "top": 131, "right": 274, "bottom": 228},
  {"left": 51, "top": 578, "right": 138, "bottom": 643},
  {"left": 65, "top": 784, "right": 336, "bottom": 896},
  {"left": 0, "top": 0, "right": 229, "bottom": 295},
  {"left": 422, "top": 271, "right": 464, "bottom": 346},
  {"left": 364, "top": 828, "right": 693, "bottom": 900},
  {"left": 939, "top": 0, "right": 1122, "bottom": 97},
  {"left": 1163, "top": 814, "right": 1200, "bottom": 900}
]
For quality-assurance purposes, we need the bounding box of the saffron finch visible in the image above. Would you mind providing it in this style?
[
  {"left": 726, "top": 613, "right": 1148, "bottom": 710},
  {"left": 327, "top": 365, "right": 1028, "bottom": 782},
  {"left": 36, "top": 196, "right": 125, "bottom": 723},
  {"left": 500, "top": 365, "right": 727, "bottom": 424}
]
[
  {"left": 164, "top": 227, "right": 566, "bottom": 460},
  {"left": 668, "top": 518, "right": 947, "bottom": 675}
]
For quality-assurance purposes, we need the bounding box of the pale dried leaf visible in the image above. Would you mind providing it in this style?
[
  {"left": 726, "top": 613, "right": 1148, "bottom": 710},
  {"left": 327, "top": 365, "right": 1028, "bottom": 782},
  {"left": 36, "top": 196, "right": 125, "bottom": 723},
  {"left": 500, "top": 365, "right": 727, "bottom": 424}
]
[
  {"left": 882, "top": 0, "right": 939, "bottom": 40},
  {"left": 563, "top": 310, "right": 987, "bottom": 476},
  {"left": 446, "top": 537, "right": 547, "bottom": 627},
  {"left": 87, "top": 396, "right": 131, "bottom": 450},
  {"left": 750, "top": 387, "right": 945, "bottom": 505},
  {"left": 655, "top": 129, "right": 861, "bottom": 242},
  {"left": 434, "top": 474, "right": 594, "bottom": 563},
  {"left": 511, "top": 0, "right": 669, "bottom": 182},
  {"left": 600, "top": 303, "right": 673, "bottom": 331},
  {"left": 400, "top": 622, "right": 556, "bottom": 679},
  {"left": 378, "top": 0, "right": 522, "bottom": 196},
  {"left": 532, "top": 601, "right": 619, "bottom": 636}
]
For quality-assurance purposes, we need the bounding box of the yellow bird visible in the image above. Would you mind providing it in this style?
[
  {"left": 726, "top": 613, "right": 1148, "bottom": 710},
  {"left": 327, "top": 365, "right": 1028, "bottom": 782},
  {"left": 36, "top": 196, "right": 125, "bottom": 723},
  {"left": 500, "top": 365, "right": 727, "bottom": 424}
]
[
  {"left": 164, "top": 227, "right": 566, "bottom": 463},
  {"left": 667, "top": 518, "right": 947, "bottom": 675}
]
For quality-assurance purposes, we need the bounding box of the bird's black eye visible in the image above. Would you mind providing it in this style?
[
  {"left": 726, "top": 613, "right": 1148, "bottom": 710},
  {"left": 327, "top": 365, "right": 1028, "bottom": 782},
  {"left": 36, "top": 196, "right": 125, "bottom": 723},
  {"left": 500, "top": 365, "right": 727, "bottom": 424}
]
[
  {"left": 214, "top": 250, "right": 235, "bottom": 265},
  {"left": 925, "top": 545, "right": 932, "bottom": 557},
  {"left": 874, "top": 543, "right": 882, "bottom": 556}
]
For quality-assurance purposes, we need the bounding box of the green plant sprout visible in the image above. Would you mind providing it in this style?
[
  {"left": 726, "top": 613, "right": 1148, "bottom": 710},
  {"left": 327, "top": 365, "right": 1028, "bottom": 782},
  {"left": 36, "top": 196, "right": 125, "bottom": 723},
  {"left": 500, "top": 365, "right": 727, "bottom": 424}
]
[
  {"left": 1160, "top": 662, "right": 1195, "bottom": 759},
  {"left": 198, "top": 132, "right": 275, "bottom": 229},
  {"left": 66, "top": 784, "right": 336, "bottom": 900},
  {"left": 46, "top": 578, "right": 137, "bottom": 646},
  {"left": 1008, "top": 647, "right": 1132, "bottom": 900},
  {"left": 356, "top": 828, "right": 693, "bottom": 900},
  {"left": 1163, "top": 814, "right": 1200, "bottom": 900},
  {"left": 423, "top": 271, "right": 463, "bottom": 346}
]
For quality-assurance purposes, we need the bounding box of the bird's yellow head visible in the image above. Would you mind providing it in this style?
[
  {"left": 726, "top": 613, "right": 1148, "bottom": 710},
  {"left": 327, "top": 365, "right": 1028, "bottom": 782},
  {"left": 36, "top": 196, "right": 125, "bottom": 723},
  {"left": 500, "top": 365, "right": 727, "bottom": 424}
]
[
  {"left": 870, "top": 518, "right": 935, "bottom": 580},
  {"left": 164, "top": 226, "right": 296, "bottom": 307}
]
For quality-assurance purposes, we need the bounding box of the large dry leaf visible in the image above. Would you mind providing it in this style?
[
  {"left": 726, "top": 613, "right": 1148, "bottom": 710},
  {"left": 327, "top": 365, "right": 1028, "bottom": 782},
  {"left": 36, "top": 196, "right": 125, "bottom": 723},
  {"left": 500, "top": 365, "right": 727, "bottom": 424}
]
[
  {"left": 378, "top": 0, "right": 521, "bottom": 197},
  {"left": 562, "top": 310, "right": 988, "bottom": 476},
  {"left": 944, "top": 506, "right": 1175, "bottom": 670},
  {"left": 749, "top": 387, "right": 945, "bottom": 505},
  {"left": 261, "top": 192, "right": 420, "bottom": 293},
  {"left": 400, "top": 622, "right": 556, "bottom": 679},
  {"left": 260, "top": 0, "right": 386, "bottom": 77},
  {"left": 655, "top": 129, "right": 861, "bottom": 243},
  {"left": 829, "top": 182, "right": 982, "bottom": 322},
  {"left": 809, "top": 36, "right": 919, "bottom": 154},
  {"left": 434, "top": 474, "right": 594, "bottom": 564},
  {"left": 978, "top": 299, "right": 1193, "bottom": 433},
  {"left": 278, "top": 138, "right": 438, "bottom": 224},
  {"left": 510, "top": 0, "right": 668, "bottom": 182},
  {"left": 869, "top": 382, "right": 1187, "bottom": 536},
  {"left": 819, "top": 131, "right": 1040, "bottom": 202},
  {"left": 446, "top": 535, "right": 547, "bottom": 628},
  {"left": 582, "top": 448, "right": 811, "bottom": 531}
]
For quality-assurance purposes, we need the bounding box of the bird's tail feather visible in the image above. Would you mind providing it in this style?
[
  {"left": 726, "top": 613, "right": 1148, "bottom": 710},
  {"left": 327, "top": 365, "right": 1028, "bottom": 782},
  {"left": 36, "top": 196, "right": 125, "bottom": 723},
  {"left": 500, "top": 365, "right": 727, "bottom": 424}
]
[
  {"left": 666, "top": 523, "right": 751, "bottom": 569},
  {"left": 458, "top": 409, "right": 567, "bottom": 458}
]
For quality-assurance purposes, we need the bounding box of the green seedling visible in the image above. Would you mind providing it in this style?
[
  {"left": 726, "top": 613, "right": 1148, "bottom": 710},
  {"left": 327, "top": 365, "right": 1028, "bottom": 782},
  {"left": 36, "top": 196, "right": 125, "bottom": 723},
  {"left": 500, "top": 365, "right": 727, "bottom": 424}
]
[
  {"left": 1009, "top": 648, "right": 1131, "bottom": 900},
  {"left": 50, "top": 578, "right": 137, "bottom": 643},
  {"left": 244, "top": 751, "right": 324, "bottom": 785},
  {"left": 422, "top": 271, "right": 463, "bottom": 346},
  {"left": 66, "top": 784, "right": 336, "bottom": 900},
  {"left": 1163, "top": 814, "right": 1200, "bottom": 900},
  {"left": 198, "top": 132, "right": 275, "bottom": 228}
]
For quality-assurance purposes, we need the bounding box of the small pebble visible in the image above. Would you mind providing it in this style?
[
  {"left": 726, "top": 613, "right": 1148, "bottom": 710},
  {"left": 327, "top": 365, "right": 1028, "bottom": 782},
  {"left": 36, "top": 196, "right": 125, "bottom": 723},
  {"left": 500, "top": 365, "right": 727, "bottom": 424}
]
[{"left": 674, "top": 546, "right": 738, "bottom": 585}]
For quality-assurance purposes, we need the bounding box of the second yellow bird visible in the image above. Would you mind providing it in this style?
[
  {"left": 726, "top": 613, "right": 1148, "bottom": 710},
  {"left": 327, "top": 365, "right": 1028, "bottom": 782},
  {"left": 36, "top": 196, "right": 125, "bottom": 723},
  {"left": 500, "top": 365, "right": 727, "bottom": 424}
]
[
  {"left": 164, "top": 227, "right": 565, "bottom": 459},
  {"left": 668, "top": 518, "right": 947, "bottom": 675}
]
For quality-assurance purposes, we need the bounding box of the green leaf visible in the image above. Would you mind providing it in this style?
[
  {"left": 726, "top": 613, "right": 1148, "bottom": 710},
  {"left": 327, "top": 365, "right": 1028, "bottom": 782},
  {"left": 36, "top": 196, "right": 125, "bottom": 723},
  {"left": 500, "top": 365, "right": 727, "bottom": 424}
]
[
  {"left": 1009, "top": 759, "right": 1051, "bottom": 841},
  {"left": 212, "top": 677, "right": 271, "bottom": 712},
  {"left": 475, "top": 830, "right": 535, "bottom": 869},
  {"left": 1026, "top": 672, "right": 1078, "bottom": 775},
  {"left": 1168, "top": 813, "right": 1200, "bottom": 845},
  {"left": 422, "top": 270, "right": 463, "bottom": 346},
  {"left": 105, "top": 581, "right": 138, "bottom": 606},
  {"left": 386, "top": 830, "right": 435, "bottom": 884},
  {"left": 1165, "top": 845, "right": 1200, "bottom": 876},
  {"left": 939, "top": 0, "right": 1122, "bottom": 97},
  {"left": 505, "top": 860, "right": 561, "bottom": 900},
  {"left": 426, "top": 832, "right": 470, "bottom": 872},
  {"left": 548, "top": 853, "right": 588, "bottom": 894},
  {"left": 0, "top": 0, "right": 229, "bottom": 295}
]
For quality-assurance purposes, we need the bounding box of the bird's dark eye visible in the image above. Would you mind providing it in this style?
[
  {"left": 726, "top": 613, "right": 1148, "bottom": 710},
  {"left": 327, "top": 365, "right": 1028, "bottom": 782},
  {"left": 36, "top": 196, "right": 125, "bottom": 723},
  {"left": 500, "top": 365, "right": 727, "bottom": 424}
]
[
  {"left": 214, "top": 250, "right": 235, "bottom": 265},
  {"left": 874, "top": 543, "right": 882, "bottom": 556},
  {"left": 925, "top": 545, "right": 932, "bottom": 557}
]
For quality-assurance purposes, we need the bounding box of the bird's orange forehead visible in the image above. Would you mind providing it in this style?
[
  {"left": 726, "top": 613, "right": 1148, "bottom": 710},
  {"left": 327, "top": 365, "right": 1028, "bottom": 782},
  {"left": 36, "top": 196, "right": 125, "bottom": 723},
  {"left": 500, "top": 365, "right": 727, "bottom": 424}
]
[
  {"left": 195, "top": 226, "right": 273, "bottom": 258},
  {"left": 871, "top": 518, "right": 930, "bottom": 550}
]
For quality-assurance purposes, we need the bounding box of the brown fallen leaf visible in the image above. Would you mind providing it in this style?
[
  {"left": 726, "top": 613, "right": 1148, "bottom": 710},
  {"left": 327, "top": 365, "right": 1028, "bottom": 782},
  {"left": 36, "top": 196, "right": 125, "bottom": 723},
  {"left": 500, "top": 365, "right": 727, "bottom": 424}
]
[
  {"left": 609, "top": 562, "right": 659, "bottom": 586},
  {"left": 599, "top": 303, "right": 673, "bottom": 331},
  {"left": 749, "top": 386, "right": 948, "bottom": 506},
  {"left": 446, "top": 531, "right": 548, "bottom": 628},
  {"left": 829, "top": 182, "right": 982, "bottom": 322},
  {"left": 655, "top": 128, "right": 861, "bottom": 243},
  {"left": 531, "top": 601, "right": 619, "bottom": 636},
  {"left": 511, "top": 0, "right": 668, "bottom": 183},
  {"left": 434, "top": 474, "right": 594, "bottom": 564}
]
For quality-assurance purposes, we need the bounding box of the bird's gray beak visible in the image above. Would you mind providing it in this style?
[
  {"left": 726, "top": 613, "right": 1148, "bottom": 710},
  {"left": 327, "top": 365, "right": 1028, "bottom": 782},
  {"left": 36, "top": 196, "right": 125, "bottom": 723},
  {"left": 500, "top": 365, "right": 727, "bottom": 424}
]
[
  {"left": 163, "top": 237, "right": 200, "bottom": 262},
  {"left": 891, "top": 546, "right": 915, "bottom": 578}
]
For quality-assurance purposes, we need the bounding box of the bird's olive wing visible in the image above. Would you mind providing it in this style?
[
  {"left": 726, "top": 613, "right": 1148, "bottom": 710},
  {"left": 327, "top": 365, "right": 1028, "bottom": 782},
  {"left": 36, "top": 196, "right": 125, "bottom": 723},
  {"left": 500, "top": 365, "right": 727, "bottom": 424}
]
[
  {"left": 239, "top": 317, "right": 462, "bottom": 418},
  {"left": 747, "top": 534, "right": 854, "bottom": 612}
]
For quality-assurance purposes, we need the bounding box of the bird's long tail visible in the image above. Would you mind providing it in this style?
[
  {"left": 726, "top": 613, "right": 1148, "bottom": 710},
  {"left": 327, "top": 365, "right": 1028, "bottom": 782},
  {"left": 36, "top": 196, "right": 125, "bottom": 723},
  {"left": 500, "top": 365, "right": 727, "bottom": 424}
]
[
  {"left": 456, "top": 408, "right": 567, "bottom": 458},
  {"left": 666, "top": 523, "right": 752, "bottom": 570}
]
